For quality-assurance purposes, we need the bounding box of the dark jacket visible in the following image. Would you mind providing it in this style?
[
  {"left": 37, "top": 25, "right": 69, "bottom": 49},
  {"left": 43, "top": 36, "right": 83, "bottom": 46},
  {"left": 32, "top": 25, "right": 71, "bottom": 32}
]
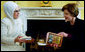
[{"left": 61, "top": 18, "right": 84, "bottom": 51}]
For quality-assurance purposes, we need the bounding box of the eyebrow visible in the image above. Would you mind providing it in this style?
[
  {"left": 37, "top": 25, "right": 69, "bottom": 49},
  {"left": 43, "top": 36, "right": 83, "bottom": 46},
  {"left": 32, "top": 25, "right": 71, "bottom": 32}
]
[{"left": 15, "top": 9, "right": 20, "bottom": 10}]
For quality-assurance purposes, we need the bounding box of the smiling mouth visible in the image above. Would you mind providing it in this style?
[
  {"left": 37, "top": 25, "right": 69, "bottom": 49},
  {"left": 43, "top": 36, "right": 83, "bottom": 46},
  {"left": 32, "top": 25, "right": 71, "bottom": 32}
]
[{"left": 65, "top": 17, "right": 68, "bottom": 19}]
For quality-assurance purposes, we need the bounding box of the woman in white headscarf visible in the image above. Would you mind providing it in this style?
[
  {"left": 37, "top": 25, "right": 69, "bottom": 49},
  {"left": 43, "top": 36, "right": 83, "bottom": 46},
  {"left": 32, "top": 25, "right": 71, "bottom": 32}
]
[{"left": 1, "top": 1, "right": 32, "bottom": 51}]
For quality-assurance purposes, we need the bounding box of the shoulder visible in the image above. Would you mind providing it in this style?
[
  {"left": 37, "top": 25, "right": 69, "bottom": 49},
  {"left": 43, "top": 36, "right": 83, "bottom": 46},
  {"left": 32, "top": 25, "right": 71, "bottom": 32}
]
[
  {"left": 76, "top": 18, "right": 84, "bottom": 28},
  {"left": 76, "top": 18, "right": 84, "bottom": 24},
  {"left": 1, "top": 17, "right": 11, "bottom": 26}
]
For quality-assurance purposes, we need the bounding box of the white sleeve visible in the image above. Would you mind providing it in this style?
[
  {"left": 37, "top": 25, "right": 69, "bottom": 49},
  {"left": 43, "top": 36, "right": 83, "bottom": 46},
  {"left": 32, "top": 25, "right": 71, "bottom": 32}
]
[
  {"left": 18, "top": 19, "right": 27, "bottom": 37},
  {"left": 1, "top": 22, "right": 16, "bottom": 45},
  {"left": 18, "top": 32, "right": 26, "bottom": 37}
]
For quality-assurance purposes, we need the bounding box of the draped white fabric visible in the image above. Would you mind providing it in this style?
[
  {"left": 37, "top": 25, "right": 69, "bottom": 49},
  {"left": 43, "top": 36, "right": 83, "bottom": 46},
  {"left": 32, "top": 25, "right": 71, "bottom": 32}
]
[{"left": 19, "top": 11, "right": 27, "bottom": 34}]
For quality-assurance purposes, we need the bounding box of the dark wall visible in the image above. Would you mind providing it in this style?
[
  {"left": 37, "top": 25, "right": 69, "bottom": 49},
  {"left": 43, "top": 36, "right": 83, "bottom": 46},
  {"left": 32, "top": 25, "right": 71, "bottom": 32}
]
[{"left": 26, "top": 20, "right": 65, "bottom": 39}]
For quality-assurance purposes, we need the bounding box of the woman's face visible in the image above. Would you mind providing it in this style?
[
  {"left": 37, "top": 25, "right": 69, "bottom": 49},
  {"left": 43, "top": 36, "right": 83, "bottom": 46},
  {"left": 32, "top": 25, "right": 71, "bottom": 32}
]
[
  {"left": 13, "top": 7, "right": 20, "bottom": 19},
  {"left": 64, "top": 9, "right": 73, "bottom": 22}
]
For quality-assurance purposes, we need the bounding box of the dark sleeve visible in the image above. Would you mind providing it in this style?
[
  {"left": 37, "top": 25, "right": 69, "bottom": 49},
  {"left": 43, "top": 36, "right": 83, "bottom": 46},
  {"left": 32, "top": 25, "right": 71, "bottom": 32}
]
[
  {"left": 80, "top": 20, "right": 85, "bottom": 50},
  {"left": 62, "top": 22, "right": 73, "bottom": 39},
  {"left": 67, "top": 33, "right": 72, "bottom": 38}
]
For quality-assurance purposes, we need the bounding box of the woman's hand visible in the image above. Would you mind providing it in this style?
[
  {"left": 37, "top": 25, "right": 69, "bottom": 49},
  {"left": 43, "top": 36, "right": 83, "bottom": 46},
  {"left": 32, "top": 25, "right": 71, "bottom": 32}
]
[
  {"left": 57, "top": 32, "right": 68, "bottom": 37},
  {"left": 14, "top": 36, "right": 26, "bottom": 43},
  {"left": 15, "top": 36, "right": 35, "bottom": 43},
  {"left": 49, "top": 43, "right": 58, "bottom": 48}
]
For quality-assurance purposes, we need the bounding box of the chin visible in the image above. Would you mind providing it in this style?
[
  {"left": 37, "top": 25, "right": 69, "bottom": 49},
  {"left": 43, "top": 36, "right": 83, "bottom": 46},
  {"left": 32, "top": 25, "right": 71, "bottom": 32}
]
[
  {"left": 14, "top": 17, "right": 18, "bottom": 19},
  {"left": 65, "top": 20, "right": 68, "bottom": 22},
  {"left": 65, "top": 19, "right": 69, "bottom": 22}
]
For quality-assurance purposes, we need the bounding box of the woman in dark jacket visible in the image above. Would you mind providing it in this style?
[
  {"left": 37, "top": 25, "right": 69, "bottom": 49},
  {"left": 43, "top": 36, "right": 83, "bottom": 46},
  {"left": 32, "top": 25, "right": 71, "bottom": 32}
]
[{"left": 51, "top": 3, "right": 84, "bottom": 52}]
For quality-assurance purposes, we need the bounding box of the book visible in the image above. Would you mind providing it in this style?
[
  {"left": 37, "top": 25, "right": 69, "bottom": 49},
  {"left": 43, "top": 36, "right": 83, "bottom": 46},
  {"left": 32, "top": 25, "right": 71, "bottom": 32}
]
[{"left": 46, "top": 32, "right": 63, "bottom": 47}]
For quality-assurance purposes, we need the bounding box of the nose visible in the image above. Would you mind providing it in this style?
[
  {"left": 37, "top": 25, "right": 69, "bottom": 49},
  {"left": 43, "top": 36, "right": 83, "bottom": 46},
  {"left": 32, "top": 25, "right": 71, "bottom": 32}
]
[
  {"left": 64, "top": 15, "right": 66, "bottom": 18},
  {"left": 17, "top": 12, "right": 19, "bottom": 14}
]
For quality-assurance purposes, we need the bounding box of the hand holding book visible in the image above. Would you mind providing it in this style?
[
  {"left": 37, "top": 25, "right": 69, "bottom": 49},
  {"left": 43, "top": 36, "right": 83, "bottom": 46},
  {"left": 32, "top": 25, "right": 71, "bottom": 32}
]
[
  {"left": 57, "top": 32, "right": 68, "bottom": 37},
  {"left": 46, "top": 32, "right": 63, "bottom": 48}
]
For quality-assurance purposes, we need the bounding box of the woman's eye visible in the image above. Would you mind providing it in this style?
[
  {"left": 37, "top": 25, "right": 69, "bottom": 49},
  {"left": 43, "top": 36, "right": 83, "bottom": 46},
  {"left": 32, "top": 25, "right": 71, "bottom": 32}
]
[
  {"left": 14, "top": 10, "right": 20, "bottom": 12},
  {"left": 65, "top": 13, "right": 69, "bottom": 15}
]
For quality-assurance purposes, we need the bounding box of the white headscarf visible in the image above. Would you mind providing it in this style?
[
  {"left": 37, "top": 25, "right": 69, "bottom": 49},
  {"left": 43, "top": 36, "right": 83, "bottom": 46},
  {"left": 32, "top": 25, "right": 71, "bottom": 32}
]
[
  {"left": 3, "top": 1, "right": 27, "bottom": 34},
  {"left": 3, "top": 1, "right": 19, "bottom": 23}
]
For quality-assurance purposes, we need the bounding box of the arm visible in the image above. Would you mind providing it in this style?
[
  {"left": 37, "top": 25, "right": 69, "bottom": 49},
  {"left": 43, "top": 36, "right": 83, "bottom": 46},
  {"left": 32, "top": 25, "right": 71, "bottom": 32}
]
[
  {"left": 1, "top": 22, "right": 17, "bottom": 45},
  {"left": 17, "top": 18, "right": 27, "bottom": 37}
]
